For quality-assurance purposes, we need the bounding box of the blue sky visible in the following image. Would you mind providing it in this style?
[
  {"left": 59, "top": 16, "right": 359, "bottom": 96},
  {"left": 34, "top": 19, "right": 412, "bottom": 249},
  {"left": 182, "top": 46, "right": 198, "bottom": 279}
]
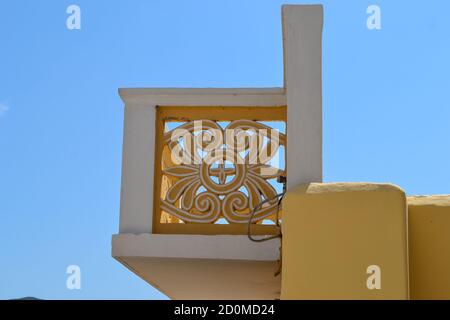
[{"left": 0, "top": 0, "right": 449, "bottom": 299}]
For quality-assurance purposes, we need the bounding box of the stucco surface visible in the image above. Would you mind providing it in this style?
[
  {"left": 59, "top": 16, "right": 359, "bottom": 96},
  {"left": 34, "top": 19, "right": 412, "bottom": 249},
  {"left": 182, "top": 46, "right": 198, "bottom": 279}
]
[
  {"left": 281, "top": 183, "right": 409, "bottom": 299},
  {"left": 408, "top": 195, "right": 450, "bottom": 299}
]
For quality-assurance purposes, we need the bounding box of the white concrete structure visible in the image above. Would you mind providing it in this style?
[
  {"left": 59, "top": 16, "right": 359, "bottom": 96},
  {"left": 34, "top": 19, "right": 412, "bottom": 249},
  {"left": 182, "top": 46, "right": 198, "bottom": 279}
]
[
  {"left": 112, "top": 5, "right": 323, "bottom": 300},
  {"left": 283, "top": 5, "right": 323, "bottom": 189}
]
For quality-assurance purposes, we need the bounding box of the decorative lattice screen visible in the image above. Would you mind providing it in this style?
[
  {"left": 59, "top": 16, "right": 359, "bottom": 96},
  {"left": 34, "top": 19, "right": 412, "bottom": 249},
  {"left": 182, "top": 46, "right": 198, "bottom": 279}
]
[{"left": 154, "top": 106, "right": 286, "bottom": 235}]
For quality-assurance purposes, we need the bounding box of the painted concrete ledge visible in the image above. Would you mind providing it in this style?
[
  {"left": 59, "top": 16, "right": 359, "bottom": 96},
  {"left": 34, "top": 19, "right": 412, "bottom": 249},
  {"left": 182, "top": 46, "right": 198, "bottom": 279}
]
[
  {"left": 112, "top": 234, "right": 281, "bottom": 300},
  {"left": 281, "top": 182, "right": 409, "bottom": 300},
  {"left": 112, "top": 233, "right": 280, "bottom": 261},
  {"left": 118, "top": 88, "right": 286, "bottom": 107},
  {"left": 408, "top": 195, "right": 450, "bottom": 300},
  {"left": 288, "top": 182, "right": 405, "bottom": 194},
  {"left": 408, "top": 195, "right": 450, "bottom": 207}
]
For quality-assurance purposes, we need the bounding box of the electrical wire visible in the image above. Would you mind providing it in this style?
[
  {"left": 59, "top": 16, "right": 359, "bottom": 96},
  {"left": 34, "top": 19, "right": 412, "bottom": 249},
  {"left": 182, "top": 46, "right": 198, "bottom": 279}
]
[{"left": 247, "top": 192, "right": 285, "bottom": 242}]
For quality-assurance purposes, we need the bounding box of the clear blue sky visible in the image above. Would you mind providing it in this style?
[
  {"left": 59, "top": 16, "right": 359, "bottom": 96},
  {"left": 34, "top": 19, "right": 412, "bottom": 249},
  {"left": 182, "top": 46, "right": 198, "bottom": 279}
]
[{"left": 0, "top": 0, "right": 449, "bottom": 299}]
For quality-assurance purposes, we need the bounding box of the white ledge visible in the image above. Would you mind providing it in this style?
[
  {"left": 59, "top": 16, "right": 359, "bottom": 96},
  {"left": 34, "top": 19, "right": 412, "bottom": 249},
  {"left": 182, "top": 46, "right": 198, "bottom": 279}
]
[
  {"left": 112, "top": 233, "right": 280, "bottom": 261},
  {"left": 118, "top": 87, "right": 286, "bottom": 106}
]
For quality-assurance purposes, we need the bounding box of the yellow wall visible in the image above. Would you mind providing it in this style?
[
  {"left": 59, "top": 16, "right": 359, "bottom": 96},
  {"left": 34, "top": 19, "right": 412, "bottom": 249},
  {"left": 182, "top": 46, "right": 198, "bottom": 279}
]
[
  {"left": 408, "top": 195, "right": 450, "bottom": 300},
  {"left": 281, "top": 183, "right": 409, "bottom": 300}
]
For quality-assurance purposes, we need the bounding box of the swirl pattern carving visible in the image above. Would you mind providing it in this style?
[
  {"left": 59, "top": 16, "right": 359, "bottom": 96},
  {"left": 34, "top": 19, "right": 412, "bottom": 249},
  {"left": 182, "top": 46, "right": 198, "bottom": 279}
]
[{"left": 160, "top": 120, "right": 286, "bottom": 224}]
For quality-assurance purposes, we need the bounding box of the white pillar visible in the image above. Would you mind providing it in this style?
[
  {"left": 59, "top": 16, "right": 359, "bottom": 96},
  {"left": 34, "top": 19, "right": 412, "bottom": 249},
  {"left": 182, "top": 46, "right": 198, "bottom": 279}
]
[
  {"left": 119, "top": 101, "right": 156, "bottom": 234},
  {"left": 282, "top": 5, "right": 323, "bottom": 188}
]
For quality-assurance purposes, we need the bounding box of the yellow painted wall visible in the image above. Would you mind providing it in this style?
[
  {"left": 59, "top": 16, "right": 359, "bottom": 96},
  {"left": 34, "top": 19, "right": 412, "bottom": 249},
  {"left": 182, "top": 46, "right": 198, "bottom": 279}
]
[
  {"left": 408, "top": 195, "right": 450, "bottom": 300},
  {"left": 281, "top": 183, "right": 409, "bottom": 300}
]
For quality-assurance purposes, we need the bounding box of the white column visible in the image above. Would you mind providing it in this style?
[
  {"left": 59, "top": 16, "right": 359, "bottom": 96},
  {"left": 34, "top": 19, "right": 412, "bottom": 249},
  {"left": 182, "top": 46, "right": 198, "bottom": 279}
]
[
  {"left": 119, "top": 102, "right": 156, "bottom": 234},
  {"left": 282, "top": 5, "right": 324, "bottom": 189}
]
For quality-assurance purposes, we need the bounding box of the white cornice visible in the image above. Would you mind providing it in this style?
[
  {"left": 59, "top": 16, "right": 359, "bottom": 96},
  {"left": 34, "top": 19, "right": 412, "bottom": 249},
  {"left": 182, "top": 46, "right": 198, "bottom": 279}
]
[{"left": 118, "top": 87, "right": 286, "bottom": 107}]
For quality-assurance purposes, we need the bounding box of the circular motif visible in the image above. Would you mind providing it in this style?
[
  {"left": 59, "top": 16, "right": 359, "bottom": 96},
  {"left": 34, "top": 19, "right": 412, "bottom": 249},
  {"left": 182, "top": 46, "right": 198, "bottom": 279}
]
[{"left": 200, "top": 149, "right": 246, "bottom": 195}]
